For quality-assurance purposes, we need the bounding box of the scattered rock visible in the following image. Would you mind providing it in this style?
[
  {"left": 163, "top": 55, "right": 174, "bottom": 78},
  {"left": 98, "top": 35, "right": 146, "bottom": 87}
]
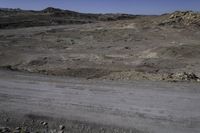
[
  {"left": 176, "top": 72, "right": 200, "bottom": 81},
  {"left": 166, "top": 72, "right": 200, "bottom": 82},
  {"left": 0, "top": 127, "right": 11, "bottom": 133}
]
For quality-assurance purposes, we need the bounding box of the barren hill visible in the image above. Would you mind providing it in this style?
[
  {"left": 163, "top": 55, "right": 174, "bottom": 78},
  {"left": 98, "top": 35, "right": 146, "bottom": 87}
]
[{"left": 0, "top": 7, "right": 137, "bottom": 29}]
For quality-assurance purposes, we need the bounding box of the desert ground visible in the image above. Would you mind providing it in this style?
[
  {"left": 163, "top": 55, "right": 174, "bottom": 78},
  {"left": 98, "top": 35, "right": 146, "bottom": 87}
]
[
  {"left": 0, "top": 8, "right": 200, "bottom": 133},
  {"left": 0, "top": 8, "right": 200, "bottom": 82}
]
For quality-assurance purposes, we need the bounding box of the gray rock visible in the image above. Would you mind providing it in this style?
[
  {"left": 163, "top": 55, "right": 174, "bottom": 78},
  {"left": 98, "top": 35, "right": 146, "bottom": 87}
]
[
  {"left": 59, "top": 125, "right": 65, "bottom": 130},
  {"left": 40, "top": 121, "right": 48, "bottom": 126},
  {"left": 43, "top": 122, "right": 48, "bottom": 126},
  {"left": 15, "top": 127, "right": 21, "bottom": 130}
]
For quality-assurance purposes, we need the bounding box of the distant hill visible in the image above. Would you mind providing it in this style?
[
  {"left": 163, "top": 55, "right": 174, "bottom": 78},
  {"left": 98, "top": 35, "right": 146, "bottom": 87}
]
[
  {"left": 0, "top": 7, "right": 138, "bottom": 29},
  {"left": 1, "top": 7, "right": 199, "bottom": 29}
]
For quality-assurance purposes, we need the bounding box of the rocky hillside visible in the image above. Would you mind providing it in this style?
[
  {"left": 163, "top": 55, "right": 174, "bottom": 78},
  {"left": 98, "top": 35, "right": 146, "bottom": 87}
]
[
  {"left": 0, "top": 7, "right": 137, "bottom": 29},
  {"left": 160, "top": 11, "right": 200, "bottom": 28}
]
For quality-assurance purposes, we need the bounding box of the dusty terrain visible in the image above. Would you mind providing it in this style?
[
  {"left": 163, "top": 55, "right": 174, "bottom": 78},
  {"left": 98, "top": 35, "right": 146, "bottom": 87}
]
[
  {"left": 0, "top": 8, "right": 200, "bottom": 133},
  {"left": 0, "top": 70, "right": 200, "bottom": 133},
  {"left": 0, "top": 8, "right": 200, "bottom": 82}
]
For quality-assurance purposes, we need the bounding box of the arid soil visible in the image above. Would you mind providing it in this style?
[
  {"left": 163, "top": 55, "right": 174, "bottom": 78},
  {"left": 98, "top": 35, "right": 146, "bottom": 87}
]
[
  {"left": 0, "top": 8, "right": 200, "bottom": 82},
  {"left": 0, "top": 70, "right": 200, "bottom": 133}
]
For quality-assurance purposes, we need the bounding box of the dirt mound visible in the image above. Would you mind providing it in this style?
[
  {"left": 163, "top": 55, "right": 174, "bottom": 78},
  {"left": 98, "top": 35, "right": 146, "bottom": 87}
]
[{"left": 160, "top": 11, "right": 200, "bottom": 27}]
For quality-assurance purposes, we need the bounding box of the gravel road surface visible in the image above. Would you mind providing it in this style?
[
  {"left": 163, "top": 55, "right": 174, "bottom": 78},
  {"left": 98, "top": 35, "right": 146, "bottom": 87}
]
[{"left": 0, "top": 70, "right": 200, "bottom": 133}]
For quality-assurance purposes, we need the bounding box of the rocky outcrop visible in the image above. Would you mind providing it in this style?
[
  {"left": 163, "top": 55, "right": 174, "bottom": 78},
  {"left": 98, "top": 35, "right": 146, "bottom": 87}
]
[
  {"left": 166, "top": 72, "right": 200, "bottom": 82},
  {"left": 160, "top": 11, "right": 200, "bottom": 27}
]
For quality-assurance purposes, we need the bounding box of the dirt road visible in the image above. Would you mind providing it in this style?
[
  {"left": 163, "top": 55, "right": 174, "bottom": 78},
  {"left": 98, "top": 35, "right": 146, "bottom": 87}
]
[{"left": 0, "top": 70, "right": 200, "bottom": 133}]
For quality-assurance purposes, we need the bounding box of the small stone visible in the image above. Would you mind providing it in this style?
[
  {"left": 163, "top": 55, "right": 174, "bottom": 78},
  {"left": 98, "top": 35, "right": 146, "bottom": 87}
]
[
  {"left": 15, "top": 127, "right": 21, "bottom": 130},
  {"left": 43, "top": 122, "right": 48, "bottom": 126},
  {"left": 124, "top": 46, "right": 130, "bottom": 49},
  {"left": 5, "top": 118, "right": 10, "bottom": 122},
  {"left": 59, "top": 125, "right": 65, "bottom": 130},
  {"left": 1, "top": 127, "right": 11, "bottom": 132},
  {"left": 40, "top": 121, "right": 48, "bottom": 126}
]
